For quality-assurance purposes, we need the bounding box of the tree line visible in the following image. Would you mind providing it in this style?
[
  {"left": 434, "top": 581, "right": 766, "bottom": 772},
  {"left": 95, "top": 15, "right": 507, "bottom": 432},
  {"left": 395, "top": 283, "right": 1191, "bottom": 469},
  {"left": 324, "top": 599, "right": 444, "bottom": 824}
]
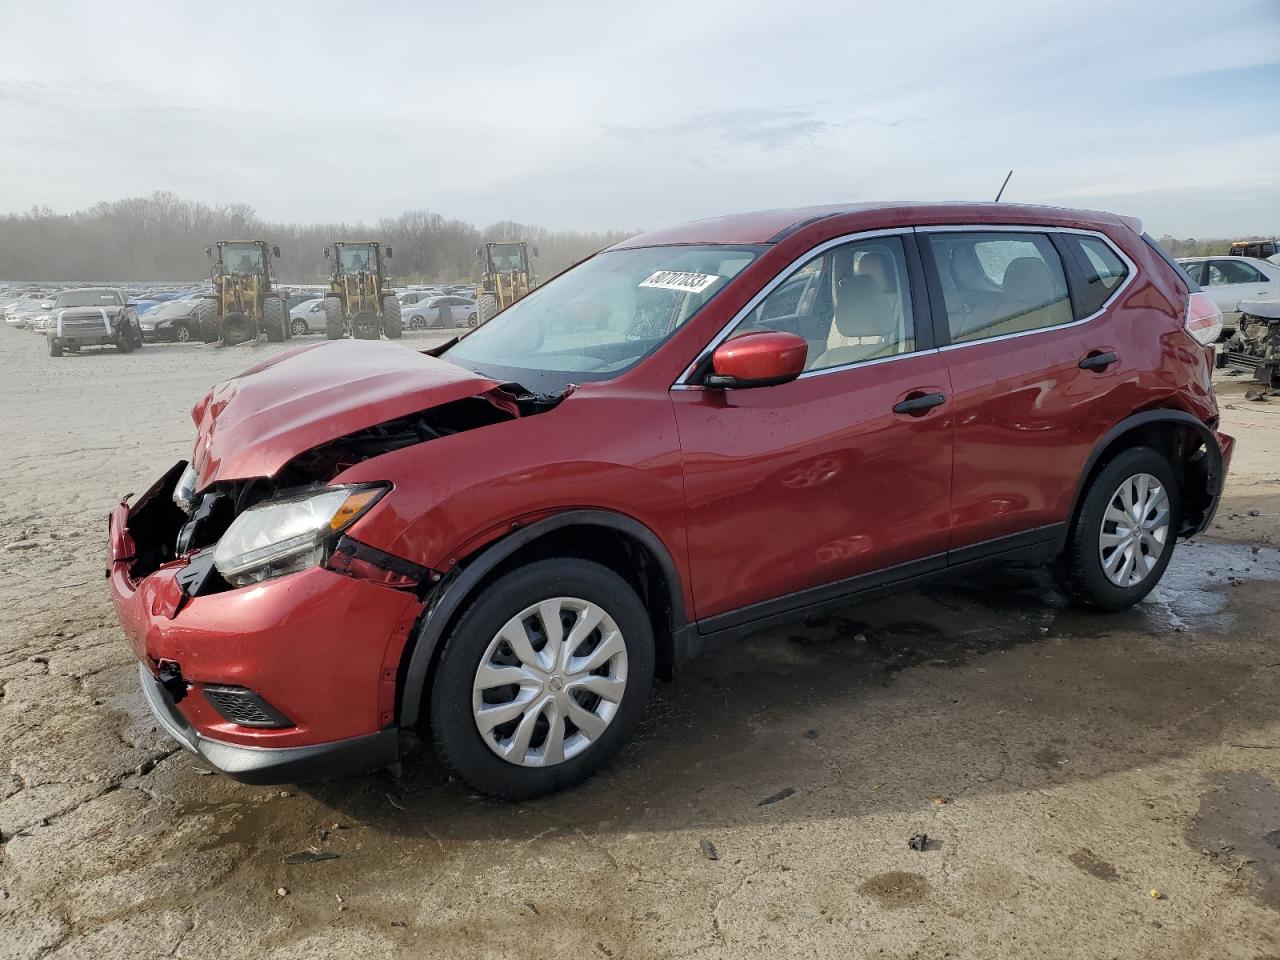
[{"left": 0, "top": 192, "right": 636, "bottom": 284}]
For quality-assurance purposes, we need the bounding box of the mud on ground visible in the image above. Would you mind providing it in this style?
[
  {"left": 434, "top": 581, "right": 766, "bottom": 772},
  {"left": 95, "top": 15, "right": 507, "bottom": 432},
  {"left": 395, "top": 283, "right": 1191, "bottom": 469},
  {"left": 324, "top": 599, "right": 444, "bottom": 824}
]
[{"left": 1, "top": 329, "right": 1278, "bottom": 959}]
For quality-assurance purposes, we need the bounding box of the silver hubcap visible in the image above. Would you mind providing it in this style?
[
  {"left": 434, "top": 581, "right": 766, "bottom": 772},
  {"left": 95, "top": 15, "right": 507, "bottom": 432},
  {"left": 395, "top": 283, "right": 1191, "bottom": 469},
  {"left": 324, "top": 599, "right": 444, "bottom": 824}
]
[
  {"left": 472, "top": 597, "right": 628, "bottom": 767},
  {"left": 1099, "top": 472, "right": 1170, "bottom": 587}
]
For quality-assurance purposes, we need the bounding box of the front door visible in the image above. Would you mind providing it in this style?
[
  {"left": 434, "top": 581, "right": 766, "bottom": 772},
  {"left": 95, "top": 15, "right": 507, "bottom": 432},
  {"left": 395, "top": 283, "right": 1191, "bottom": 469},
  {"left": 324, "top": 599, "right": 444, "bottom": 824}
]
[{"left": 673, "top": 233, "right": 953, "bottom": 628}]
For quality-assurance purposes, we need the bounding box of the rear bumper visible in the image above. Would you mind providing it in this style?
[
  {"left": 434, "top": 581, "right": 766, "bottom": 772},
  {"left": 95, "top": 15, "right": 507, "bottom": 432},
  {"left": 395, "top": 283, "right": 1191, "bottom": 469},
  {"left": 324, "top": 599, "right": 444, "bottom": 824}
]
[
  {"left": 1189, "top": 429, "right": 1234, "bottom": 536},
  {"left": 138, "top": 663, "right": 399, "bottom": 783}
]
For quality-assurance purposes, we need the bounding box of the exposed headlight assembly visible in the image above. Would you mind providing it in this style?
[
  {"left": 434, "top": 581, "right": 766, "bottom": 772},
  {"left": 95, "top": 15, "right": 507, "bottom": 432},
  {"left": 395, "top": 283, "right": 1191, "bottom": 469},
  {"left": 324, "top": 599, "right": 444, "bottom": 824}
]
[
  {"left": 172, "top": 463, "right": 199, "bottom": 514},
  {"left": 213, "top": 485, "right": 385, "bottom": 587}
]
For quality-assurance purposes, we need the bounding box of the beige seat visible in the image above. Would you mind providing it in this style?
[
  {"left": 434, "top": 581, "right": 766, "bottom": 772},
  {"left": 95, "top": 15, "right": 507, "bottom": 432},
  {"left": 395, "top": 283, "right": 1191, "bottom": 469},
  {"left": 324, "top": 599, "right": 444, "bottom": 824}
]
[
  {"left": 960, "top": 256, "right": 1071, "bottom": 339},
  {"left": 810, "top": 275, "right": 898, "bottom": 369}
]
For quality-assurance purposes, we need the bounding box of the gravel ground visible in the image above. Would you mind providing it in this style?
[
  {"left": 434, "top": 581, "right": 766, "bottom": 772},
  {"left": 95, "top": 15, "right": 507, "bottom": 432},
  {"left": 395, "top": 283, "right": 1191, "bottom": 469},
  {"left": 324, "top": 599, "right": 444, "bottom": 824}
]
[{"left": 1, "top": 326, "right": 1278, "bottom": 959}]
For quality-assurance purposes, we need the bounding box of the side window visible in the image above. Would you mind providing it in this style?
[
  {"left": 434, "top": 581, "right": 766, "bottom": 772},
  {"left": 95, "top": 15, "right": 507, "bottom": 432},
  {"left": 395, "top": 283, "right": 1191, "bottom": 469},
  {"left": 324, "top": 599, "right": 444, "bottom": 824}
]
[
  {"left": 925, "top": 232, "right": 1072, "bottom": 343},
  {"left": 728, "top": 236, "right": 916, "bottom": 373},
  {"left": 1179, "top": 261, "right": 1204, "bottom": 286},
  {"left": 1059, "top": 234, "right": 1129, "bottom": 317},
  {"left": 1207, "top": 260, "right": 1264, "bottom": 285}
]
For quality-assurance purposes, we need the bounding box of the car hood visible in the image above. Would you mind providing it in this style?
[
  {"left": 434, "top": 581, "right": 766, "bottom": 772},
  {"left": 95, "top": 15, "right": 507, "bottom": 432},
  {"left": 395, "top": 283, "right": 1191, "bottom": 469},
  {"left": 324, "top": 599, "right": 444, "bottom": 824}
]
[{"left": 190, "top": 339, "right": 505, "bottom": 488}]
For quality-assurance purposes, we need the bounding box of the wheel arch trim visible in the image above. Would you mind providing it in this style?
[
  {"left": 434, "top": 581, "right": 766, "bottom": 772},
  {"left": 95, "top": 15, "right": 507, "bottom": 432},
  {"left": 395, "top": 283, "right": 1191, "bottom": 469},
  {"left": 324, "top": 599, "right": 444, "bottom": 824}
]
[
  {"left": 1068, "top": 408, "right": 1225, "bottom": 537},
  {"left": 398, "top": 509, "right": 688, "bottom": 726}
]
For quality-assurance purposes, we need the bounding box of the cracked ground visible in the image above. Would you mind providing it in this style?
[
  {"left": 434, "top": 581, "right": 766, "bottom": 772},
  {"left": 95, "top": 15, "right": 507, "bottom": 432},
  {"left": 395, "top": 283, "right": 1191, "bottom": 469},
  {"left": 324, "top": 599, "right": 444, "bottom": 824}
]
[{"left": 2, "top": 329, "right": 1279, "bottom": 959}]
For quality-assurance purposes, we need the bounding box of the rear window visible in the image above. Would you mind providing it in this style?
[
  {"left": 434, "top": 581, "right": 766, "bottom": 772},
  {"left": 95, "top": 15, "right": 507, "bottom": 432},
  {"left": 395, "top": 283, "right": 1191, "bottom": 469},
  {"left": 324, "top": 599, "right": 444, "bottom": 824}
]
[
  {"left": 1058, "top": 234, "right": 1129, "bottom": 317},
  {"left": 924, "top": 232, "right": 1072, "bottom": 344}
]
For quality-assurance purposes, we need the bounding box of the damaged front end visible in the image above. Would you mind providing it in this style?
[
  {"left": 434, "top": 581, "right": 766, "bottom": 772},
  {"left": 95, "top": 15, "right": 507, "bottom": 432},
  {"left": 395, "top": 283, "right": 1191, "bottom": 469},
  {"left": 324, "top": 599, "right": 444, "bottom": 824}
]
[
  {"left": 1221, "top": 299, "right": 1280, "bottom": 392},
  {"left": 108, "top": 342, "right": 559, "bottom": 783}
]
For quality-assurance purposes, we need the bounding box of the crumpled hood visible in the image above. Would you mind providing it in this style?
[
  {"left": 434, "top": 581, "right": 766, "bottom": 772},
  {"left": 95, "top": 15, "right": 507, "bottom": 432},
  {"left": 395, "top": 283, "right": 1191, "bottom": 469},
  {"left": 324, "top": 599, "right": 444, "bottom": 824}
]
[{"left": 190, "top": 340, "right": 502, "bottom": 488}]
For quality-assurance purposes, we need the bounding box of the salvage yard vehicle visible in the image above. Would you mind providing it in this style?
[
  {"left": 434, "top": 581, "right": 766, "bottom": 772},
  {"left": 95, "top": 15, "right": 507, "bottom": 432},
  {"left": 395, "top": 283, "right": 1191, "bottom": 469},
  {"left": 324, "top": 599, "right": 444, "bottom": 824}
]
[
  {"left": 109, "top": 201, "right": 1233, "bottom": 799},
  {"left": 47, "top": 287, "right": 143, "bottom": 356},
  {"left": 1178, "top": 255, "right": 1280, "bottom": 335},
  {"left": 193, "top": 240, "right": 290, "bottom": 345},
  {"left": 403, "top": 295, "right": 477, "bottom": 329},
  {"left": 139, "top": 299, "right": 201, "bottom": 343},
  {"left": 475, "top": 240, "right": 536, "bottom": 325},
  {"left": 1220, "top": 297, "right": 1280, "bottom": 389},
  {"left": 322, "top": 241, "right": 402, "bottom": 340}
]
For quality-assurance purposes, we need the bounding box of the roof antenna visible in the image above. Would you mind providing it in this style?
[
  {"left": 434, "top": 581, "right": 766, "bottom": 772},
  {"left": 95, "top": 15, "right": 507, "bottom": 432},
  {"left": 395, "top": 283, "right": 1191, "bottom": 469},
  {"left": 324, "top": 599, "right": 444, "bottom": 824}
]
[{"left": 994, "top": 169, "right": 1013, "bottom": 203}]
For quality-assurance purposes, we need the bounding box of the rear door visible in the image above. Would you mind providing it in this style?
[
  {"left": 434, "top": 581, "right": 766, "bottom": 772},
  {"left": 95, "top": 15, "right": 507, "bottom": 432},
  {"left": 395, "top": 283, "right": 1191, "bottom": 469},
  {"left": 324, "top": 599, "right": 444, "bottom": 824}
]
[
  {"left": 920, "top": 227, "right": 1139, "bottom": 555},
  {"left": 673, "top": 232, "right": 954, "bottom": 627}
]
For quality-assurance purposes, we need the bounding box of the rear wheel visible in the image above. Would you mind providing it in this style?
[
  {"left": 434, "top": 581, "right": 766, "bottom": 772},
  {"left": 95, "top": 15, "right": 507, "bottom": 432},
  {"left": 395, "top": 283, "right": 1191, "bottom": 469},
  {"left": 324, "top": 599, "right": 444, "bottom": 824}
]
[
  {"left": 409, "top": 314, "right": 427, "bottom": 330},
  {"left": 429, "top": 559, "right": 655, "bottom": 800},
  {"left": 324, "top": 298, "right": 345, "bottom": 340},
  {"left": 174, "top": 323, "right": 192, "bottom": 343},
  {"left": 1058, "top": 446, "right": 1180, "bottom": 611},
  {"left": 290, "top": 317, "right": 308, "bottom": 336},
  {"left": 477, "top": 294, "right": 499, "bottom": 326},
  {"left": 382, "top": 296, "right": 402, "bottom": 339},
  {"left": 263, "top": 297, "right": 286, "bottom": 343}
]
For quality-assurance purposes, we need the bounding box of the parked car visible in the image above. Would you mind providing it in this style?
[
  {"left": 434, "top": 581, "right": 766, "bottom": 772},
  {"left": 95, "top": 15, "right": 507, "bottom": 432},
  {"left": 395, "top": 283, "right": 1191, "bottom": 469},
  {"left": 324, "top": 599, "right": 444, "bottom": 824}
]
[
  {"left": 139, "top": 299, "right": 201, "bottom": 342},
  {"left": 109, "top": 201, "right": 1231, "bottom": 799},
  {"left": 47, "top": 287, "right": 143, "bottom": 356},
  {"left": 5, "top": 300, "right": 49, "bottom": 328},
  {"left": 402, "top": 295, "right": 477, "bottom": 329},
  {"left": 288, "top": 298, "right": 326, "bottom": 335},
  {"left": 1177, "top": 256, "right": 1280, "bottom": 334},
  {"left": 397, "top": 288, "right": 445, "bottom": 306}
]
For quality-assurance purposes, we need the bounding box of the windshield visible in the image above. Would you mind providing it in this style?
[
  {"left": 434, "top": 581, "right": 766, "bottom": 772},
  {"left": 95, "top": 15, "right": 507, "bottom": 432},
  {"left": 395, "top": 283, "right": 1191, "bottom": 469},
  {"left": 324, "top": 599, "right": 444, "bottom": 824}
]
[
  {"left": 487, "top": 243, "right": 527, "bottom": 273},
  {"left": 222, "top": 243, "right": 264, "bottom": 274},
  {"left": 339, "top": 244, "right": 376, "bottom": 273},
  {"left": 55, "top": 289, "right": 121, "bottom": 308},
  {"left": 443, "top": 244, "right": 761, "bottom": 393}
]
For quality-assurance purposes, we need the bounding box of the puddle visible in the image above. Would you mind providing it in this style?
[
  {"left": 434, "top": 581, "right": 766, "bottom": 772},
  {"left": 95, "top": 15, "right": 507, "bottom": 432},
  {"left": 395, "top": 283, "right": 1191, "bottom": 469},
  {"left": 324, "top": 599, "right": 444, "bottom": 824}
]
[{"left": 1188, "top": 770, "right": 1280, "bottom": 910}]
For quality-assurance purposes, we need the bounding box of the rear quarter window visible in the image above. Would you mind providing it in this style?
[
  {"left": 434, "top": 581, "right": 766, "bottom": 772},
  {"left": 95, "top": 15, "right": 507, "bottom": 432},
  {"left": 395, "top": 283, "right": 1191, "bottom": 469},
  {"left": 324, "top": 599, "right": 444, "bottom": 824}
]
[{"left": 1057, "top": 234, "right": 1130, "bottom": 317}]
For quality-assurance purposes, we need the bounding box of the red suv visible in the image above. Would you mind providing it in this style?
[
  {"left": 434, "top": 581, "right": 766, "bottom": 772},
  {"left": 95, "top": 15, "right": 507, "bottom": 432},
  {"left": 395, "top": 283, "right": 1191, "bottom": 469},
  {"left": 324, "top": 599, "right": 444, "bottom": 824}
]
[{"left": 109, "top": 202, "right": 1232, "bottom": 798}]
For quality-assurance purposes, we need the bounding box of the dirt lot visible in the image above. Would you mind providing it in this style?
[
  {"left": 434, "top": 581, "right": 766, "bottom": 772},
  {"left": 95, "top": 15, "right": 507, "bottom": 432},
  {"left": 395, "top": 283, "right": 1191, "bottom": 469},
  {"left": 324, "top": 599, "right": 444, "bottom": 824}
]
[{"left": 1, "top": 327, "right": 1278, "bottom": 959}]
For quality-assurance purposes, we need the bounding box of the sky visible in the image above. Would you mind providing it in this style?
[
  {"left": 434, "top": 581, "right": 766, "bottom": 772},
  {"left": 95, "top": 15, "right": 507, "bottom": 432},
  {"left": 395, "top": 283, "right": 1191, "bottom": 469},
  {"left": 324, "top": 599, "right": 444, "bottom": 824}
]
[{"left": 0, "top": 0, "right": 1277, "bottom": 238}]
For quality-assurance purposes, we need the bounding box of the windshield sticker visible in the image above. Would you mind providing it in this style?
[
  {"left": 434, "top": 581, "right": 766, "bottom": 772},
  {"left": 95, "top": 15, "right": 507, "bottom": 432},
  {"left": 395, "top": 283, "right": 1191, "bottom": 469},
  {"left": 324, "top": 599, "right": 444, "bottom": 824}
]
[{"left": 639, "top": 271, "right": 721, "bottom": 294}]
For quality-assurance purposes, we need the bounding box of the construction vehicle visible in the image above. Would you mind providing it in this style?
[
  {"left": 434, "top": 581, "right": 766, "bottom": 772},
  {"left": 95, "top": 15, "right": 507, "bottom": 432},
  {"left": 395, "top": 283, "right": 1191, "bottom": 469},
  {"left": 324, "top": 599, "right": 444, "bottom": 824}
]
[
  {"left": 193, "top": 241, "right": 289, "bottom": 345},
  {"left": 322, "top": 241, "right": 401, "bottom": 340},
  {"left": 475, "top": 241, "right": 538, "bottom": 325}
]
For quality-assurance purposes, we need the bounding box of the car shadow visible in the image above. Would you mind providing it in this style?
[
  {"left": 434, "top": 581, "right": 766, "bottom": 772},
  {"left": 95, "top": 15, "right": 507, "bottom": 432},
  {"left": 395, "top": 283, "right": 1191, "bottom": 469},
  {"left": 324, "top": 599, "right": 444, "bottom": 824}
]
[{"left": 276, "top": 542, "right": 1279, "bottom": 853}]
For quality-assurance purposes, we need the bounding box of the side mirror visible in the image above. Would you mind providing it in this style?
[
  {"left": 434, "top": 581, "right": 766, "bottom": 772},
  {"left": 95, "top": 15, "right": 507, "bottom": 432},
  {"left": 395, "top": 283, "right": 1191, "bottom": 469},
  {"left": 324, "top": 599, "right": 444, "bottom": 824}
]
[
  {"left": 384, "top": 246, "right": 393, "bottom": 259},
  {"left": 205, "top": 246, "right": 212, "bottom": 258},
  {"left": 323, "top": 247, "right": 330, "bottom": 259},
  {"left": 531, "top": 245, "right": 540, "bottom": 258},
  {"left": 272, "top": 245, "right": 281, "bottom": 258},
  {"left": 705, "top": 331, "right": 807, "bottom": 389},
  {"left": 475, "top": 247, "right": 483, "bottom": 259},
  {"left": 41, "top": 302, "right": 53, "bottom": 310}
]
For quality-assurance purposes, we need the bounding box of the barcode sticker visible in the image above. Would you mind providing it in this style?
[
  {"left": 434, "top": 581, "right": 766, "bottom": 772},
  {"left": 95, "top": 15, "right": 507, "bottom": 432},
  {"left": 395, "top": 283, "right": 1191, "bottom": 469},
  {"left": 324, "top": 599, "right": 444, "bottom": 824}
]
[{"left": 638, "top": 271, "right": 721, "bottom": 294}]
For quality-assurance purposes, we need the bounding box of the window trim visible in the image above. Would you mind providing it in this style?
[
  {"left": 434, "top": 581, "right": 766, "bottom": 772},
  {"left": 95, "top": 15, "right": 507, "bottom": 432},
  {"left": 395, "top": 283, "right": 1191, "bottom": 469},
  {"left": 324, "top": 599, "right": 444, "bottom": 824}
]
[
  {"left": 673, "top": 227, "right": 930, "bottom": 388},
  {"left": 914, "top": 224, "right": 1138, "bottom": 352}
]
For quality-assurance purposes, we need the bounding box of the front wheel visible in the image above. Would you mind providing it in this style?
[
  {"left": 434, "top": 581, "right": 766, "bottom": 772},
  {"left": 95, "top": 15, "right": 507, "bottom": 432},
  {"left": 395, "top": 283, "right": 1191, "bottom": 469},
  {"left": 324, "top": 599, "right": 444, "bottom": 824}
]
[
  {"left": 290, "top": 317, "right": 309, "bottom": 336},
  {"left": 48, "top": 337, "right": 62, "bottom": 357},
  {"left": 1057, "top": 446, "right": 1180, "bottom": 611},
  {"left": 263, "top": 298, "right": 286, "bottom": 343},
  {"left": 429, "top": 559, "right": 655, "bottom": 800},
  {"left": 476, "top": 294, "right": 499, "bottom": 326},
  {"left": 324, "top": 298, "right": 345, "bottom": 340},
  {"left": 382, "top": 296, "right": 402, "bottom": 339}
]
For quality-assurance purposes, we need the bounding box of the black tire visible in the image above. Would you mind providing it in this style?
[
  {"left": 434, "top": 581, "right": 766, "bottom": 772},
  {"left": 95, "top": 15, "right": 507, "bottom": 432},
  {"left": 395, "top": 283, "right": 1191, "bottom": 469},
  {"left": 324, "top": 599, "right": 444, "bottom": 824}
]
[
  {"left": 466, "top": 312, "right": 477, "bottom": 326},
  {"left": 477, "top": 294, "right": 499, "bottom": 326},
  {"left": 382, "top": 296, "right": 402, "bottom": 339},
  {"left": 324, "top": 298, "right": 345, "bottom": 340},
  {"left": 222, "top": 312, "right": 255, "bottom": 346},
  {"left": 263, "top": 298, "right": 286, "bottom": 343},
  {"left": 48, "top": 337, "right": 62, "bottom": 357},
  {"left": 290, "top": 317, "right": 308, "bottom": 337},
  {"left": 429, "top": 558, "right": 655, "bottom": 800},
  {"left": 115, "top": 327, "right": 133, "bottom": 353},
  {"left": 194, "top": 298, "right": 220, "bottom": 343},
  {"left": 409, "top": 314, "right": 427, "bottom": 331},
  {"left": 1057, "top": 446, "right": 1181, "bottom": 611}
]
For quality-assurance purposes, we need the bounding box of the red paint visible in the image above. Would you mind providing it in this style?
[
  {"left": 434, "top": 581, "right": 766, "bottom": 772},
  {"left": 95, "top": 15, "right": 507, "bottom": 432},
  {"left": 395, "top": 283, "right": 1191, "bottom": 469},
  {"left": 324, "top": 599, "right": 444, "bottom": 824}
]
[
  {"left": 109, "top": 201, "right": 1232, "bottom": 766},
  {"left": 711, "top": 331, "right": 808, "bottom": 384}
]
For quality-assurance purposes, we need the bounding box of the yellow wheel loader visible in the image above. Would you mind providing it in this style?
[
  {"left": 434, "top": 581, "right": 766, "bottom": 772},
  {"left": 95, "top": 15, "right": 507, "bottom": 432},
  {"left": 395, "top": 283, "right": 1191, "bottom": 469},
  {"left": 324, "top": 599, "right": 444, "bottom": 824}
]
[
  {"left": 322, "top": 242, "right": 401, "bottom": 340},
  {"left": 474, "top": 241, "right": 538, "bottom": 326},
  {"left": 193, "top": 240, "right": 289, "bottom": 345}
]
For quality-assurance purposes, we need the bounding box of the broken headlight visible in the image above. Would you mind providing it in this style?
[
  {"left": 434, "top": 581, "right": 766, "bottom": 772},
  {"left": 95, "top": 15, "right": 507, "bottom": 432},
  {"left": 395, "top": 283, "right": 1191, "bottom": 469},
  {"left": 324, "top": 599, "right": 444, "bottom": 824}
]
[
  {"left": 173, "top": 463, "right": 199, "bottom": 514},
  {"left": 212, "top": 485, "right": 385, "bottom": 588}
]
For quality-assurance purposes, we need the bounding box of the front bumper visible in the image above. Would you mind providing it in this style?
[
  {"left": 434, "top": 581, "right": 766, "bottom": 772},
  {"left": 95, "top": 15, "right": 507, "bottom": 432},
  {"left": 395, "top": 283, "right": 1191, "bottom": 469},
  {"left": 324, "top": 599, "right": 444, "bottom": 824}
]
[
  {"left": 139, "top": 664, "right": 399, "bottom": 783},
  {"left": 110, "top": 465, "right": 424, "bottom": 782}
]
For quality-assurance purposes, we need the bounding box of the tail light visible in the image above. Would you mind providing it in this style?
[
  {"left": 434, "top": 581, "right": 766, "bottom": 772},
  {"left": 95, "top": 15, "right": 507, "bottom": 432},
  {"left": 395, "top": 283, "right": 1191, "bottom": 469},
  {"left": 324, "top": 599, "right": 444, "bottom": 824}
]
[{"left": 1184, "top": 291, "right": 1222, "bottom": 346}]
